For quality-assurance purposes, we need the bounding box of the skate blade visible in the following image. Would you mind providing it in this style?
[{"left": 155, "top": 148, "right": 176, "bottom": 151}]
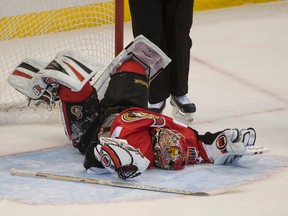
[{"left": 172, "top": 106, "right": 194, "bottom": 125}]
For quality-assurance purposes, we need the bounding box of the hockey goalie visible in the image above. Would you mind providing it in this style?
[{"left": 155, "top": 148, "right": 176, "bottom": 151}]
[{"left": 8, "top": 35, "right": 269, "bottom": 179}]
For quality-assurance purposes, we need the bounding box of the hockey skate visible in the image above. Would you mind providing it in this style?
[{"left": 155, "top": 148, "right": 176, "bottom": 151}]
[
  {"left": 148, "top": 101, "right": 166, "bottom": 113},
  {"left": 170, "top": 95, "right": 196, "bottom": 124}
]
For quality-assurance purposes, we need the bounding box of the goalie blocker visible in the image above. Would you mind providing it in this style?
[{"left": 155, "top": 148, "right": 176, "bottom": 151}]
[{"left": 97, "top": 137, "right": 149, "bottom": 179}]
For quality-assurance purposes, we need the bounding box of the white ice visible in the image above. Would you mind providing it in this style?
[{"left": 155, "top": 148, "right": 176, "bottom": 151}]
[{"left": 1, "top": 1, "right": 288, "bottom": 215}]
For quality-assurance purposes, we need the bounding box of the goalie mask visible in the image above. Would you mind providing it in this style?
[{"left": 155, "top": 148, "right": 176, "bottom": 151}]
[{"left": 152, "top": 128, "right": 188, "bottom": 170}]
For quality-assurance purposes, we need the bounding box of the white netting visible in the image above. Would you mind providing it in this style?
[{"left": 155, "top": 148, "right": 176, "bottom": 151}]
[{"left": 0, "top": 0, "right": 121, "bottom": 124}]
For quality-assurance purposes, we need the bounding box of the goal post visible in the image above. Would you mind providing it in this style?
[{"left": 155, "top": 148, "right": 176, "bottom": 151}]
[
  {"left": 115, "top": 0, "right": 124, "bottom": 56},
  {"left": 0, "top": 0, "right": 124, "bottom": 124}
]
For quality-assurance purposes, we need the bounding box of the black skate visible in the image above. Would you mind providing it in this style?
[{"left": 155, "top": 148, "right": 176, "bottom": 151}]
[
  {"left": 148, "top": 101, "right": 166, "bottom": 114},
  {"left": 170, "top": 95, "right": 196, "bottom": 124}
]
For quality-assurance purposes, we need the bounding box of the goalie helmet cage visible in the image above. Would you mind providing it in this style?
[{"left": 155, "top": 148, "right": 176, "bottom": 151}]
[{"left": 0, "top": 0, "right": 124, "bottom": 124}]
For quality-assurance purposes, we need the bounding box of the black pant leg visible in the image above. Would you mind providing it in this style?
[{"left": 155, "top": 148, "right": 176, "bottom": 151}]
[
  {"left": 164, "top": 0, "right": 194, "bottom": 96},
  {"left": 128, "top": 0, "right": 163, "bottom": 46},
  {"left": 129, "top": 0, "right": 170, "bottom": 103}
]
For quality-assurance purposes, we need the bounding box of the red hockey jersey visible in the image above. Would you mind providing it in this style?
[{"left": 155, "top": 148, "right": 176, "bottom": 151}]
[{"left": 110, "top": 107, "right": 212, "bottom": 169}]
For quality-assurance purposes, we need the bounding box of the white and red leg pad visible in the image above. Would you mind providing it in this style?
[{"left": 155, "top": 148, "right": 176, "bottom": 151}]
[
  {"left": 7, "top": 58, "right": 49, "bottom": 99},
  {"left": 41, "top": 50, "right": 103, "bottom": 92},
  {"left": 94, "top": 35, "right": 171, "bottom": 99}
]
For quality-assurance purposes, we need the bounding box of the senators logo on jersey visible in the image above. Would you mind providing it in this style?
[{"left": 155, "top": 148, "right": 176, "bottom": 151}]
[
  {"left": 71, "top": 105, "right": 83, "bottom": 119},
  {"left": 121, "top": 110, "right": 166, "bottom": 127}
]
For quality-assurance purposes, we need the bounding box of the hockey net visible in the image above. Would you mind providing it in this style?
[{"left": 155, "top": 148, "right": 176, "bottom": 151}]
[{"left": 0, "top": 0, "right": 123, "bottom": 124}]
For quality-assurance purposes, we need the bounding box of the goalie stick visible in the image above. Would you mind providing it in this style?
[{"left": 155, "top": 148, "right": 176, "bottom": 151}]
[{"left": 10, "top": 168, "right": 220, "bottom": 196}]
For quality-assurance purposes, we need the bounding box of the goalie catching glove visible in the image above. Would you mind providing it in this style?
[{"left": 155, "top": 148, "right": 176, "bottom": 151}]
[
  {"left": 208, "top": 128, "right": 269, "bottom": 165},
  {"left": 94, "top": 137, "right": 150, "bottom": 179}
]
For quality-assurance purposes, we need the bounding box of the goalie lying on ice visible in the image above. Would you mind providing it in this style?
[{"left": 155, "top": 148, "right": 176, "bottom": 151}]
[{"left": 7, "top": 35, "right": 269, "bottom": 179}]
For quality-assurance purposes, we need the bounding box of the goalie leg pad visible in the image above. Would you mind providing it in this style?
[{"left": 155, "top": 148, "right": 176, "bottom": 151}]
[
  {"left": 41, "top": 50, "right": 103, "bottom": 92},
  {"left": 8, "top": 58, "right": 49, "bottom": 99},
  {"left": 93, "top": 35, "right": 171, "bottom": 99}
]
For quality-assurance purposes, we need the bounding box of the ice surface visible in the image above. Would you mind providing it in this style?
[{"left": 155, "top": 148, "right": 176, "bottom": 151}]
[{"left": 0, "top": 146, "right": 284, "bottom": 204}]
